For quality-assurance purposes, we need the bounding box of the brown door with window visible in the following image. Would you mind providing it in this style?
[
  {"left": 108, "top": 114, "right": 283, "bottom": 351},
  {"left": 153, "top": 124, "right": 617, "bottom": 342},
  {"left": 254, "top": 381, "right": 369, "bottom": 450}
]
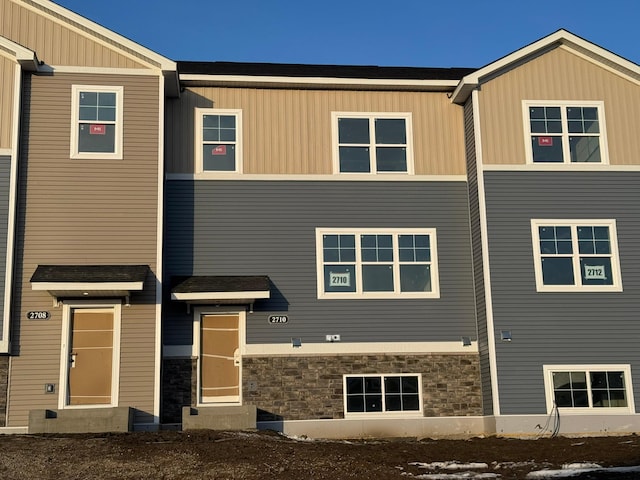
[
  {"left": 200, "top": 314, "right": 240, "bottom": 403},
  {"left": 67, "top": 309, "right": 114, "bottom": 405}
]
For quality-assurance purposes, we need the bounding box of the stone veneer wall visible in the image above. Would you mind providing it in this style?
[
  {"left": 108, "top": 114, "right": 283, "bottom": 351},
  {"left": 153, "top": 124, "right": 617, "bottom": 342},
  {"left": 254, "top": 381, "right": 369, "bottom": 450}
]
[
  {"left": 243, "top": 354, "right": 482, "bottom": 422},
  {"left": 0, "top": 356, "right": 7, "bottom": 426},
  {"left": 161, "top": 358, "right": 196, "bottom": 424}
]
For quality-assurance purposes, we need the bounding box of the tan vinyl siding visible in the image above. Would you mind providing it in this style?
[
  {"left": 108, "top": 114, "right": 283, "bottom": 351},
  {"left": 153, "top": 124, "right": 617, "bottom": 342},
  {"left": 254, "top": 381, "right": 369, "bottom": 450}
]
[
  {"left": 479, "top": 47, "right": 640, "bottom": 166},
  {"left": 0, "top": 55, "right": 15, "bottom": 149},
  {"left": 167, "top": 87, "right": 467, "bottom": 176},
  {"left": 0, "top": 0, "right": 147, "bottom": 69},
  {"left": 7, "top": 72, "right": 160, "bottom": 427}
]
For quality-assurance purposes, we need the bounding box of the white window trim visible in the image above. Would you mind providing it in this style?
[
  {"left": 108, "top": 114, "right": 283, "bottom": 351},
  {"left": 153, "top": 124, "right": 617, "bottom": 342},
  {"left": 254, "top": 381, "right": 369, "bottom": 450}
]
[
  {"left": 192, "top": 306, "right": 246, "bottom": 407},
  {"left": 531, "top": 219, "right": 623, "bottom": 292},
  {"left": 522, "top": 100, "right": 609, "bottom": 166},
  {"left": 343, "top": 373, "right": 423, "bottom": 418},
  {"left": 331, "top": 112, "right": 414, "bottom": 175},
  {"left": 316, "top": 227, "right": 440, "bottom": 299},
  {"left": 543, "top": 365, "right": 635, "bottom": 415},
  {"left": 70, "top": 85, "right": 123, "bottom": 160},
  {"left": 58, "top": 300, "right": 122, "bottom": 409},
  {"left": 195, "top": 108, "right": 243, "bottom": 175}
]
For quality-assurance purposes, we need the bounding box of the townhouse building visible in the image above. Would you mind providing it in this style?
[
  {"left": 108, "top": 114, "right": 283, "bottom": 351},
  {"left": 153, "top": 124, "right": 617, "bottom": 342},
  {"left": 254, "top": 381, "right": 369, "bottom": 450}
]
[{"left": 0, "top": 0, "right": 638, "bottom": 437}]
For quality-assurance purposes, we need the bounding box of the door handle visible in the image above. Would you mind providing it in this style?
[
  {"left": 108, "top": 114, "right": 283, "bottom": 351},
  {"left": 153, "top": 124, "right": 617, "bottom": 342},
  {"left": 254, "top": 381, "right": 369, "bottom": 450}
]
[
  {"left": 70, "top": 352, "right": 77, "bottom": 368},
  {"left": 233, "top": 349, "right": 240, "bottom": 367}
]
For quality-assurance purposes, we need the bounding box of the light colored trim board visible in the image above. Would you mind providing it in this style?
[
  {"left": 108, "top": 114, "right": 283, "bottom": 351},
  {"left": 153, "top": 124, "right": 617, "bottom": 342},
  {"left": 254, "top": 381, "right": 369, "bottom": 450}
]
[
  {"left": 0, "top": 36, "right": 38, "bottom": 70},
  {"left": 243, "top": 341, "right": 478, "bottom": 356},
  {"left": 180, "top": 74, "right": 459, "bottom": 91},
  {"left": 472, "top": 89, "right": 501, "bottom": 416},
  {"left": 42, "top": 66, "right": 165, "bottom": 76},
  {"left": 171, "top": 291, "right": 270, "bottom": 302},
  {"left": 153, "top": 75, "right": 166, "bottom": 425},
  {"left": 58, "top": 301, "right": 122, "bottom": 410},
  {"left": 530, "top": 219, "right": 623, "bottom": 292},
  {"left": 164, "top": 341, "right": 478, "bottom": 358},
  {"left": 482, "top": 164, "right": 640, "bottom": 172},
  {"left": 169, "top": 173, "right": 468, "bottom": 182},
  {"left": 542, "top": 364, "right": 635, "bottom": 414},
  {"left": 0, "top": 149, "right": 11, "bottom": 156},
  {"left": 32, "top": 281, "right": 144, "bottom": 292}
]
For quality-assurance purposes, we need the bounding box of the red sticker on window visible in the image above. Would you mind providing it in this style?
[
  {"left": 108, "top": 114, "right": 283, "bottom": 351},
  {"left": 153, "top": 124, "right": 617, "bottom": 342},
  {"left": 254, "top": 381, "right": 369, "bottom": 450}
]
[
  {"left": 212, "top": 145, "right": 227, "bottom": 155},
  {"left": 538, "top": 136, "right": 553, "bottom": 146},
  {"left": 90, "top": 124, "right": 106, "bottom": 135}
]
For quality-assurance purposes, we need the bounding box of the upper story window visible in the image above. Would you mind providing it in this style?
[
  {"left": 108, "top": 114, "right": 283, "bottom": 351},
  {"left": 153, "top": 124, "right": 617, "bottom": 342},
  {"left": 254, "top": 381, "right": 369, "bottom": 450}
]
[
  {"left": 316, "top": 228, "right": 439, "bottom": 299},
  {"left": 332, "top": 112, "right": 413, "bottom": 174},
  {"left": 195, "top": 108, "right": 242, "bottom": 173},
  {"left": 543, "top": 365, "right": 633, "bottom": 414},
  {"left": 71, "top": 85, "right": 123, "bottom": 159},
  {"left": 531, "top": 219, "right": 622, "bottom": 292},
  {"left": 523, "top": 101, "right": 608, "bottom": 164}
]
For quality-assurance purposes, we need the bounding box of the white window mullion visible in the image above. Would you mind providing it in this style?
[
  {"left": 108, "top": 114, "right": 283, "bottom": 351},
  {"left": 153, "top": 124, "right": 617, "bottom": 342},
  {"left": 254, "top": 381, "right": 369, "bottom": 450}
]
[
  {"left": 369, "top": 117, "right": 377, "bottom": 173},
  {"left": 586, "top": 371, "right": 594, "bottom": 408},
  {"left": 392, "top": 234, "right": 401, "bottom": 294},
  {"left": 571, "top": 226, "right": 582, "bottom": 286},
  {"left": 355, "top": 234, "right": 363, "bottom": 294}
]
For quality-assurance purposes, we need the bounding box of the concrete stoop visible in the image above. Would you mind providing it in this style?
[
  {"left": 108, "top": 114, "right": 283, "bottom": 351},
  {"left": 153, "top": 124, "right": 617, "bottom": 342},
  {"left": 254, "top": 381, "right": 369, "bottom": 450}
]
[
  {"left": 182, "top": 405, "right": 257, "bottom": 430},
  {"left": 28, "top": 407, "right": 134, "bottom": 434}
]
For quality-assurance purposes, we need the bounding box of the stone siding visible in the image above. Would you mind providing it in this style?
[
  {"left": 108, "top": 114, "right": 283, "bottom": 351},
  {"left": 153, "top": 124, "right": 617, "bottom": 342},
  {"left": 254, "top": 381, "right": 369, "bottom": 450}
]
[
  {"left": 243, "top": 354, "right": 482, "bottom": 421},
  {"left": 161, "top": 358, "right": 196, "bottom": 424},
  {"left": 0, "top": 356, "right": 6, "bottom": 426}
]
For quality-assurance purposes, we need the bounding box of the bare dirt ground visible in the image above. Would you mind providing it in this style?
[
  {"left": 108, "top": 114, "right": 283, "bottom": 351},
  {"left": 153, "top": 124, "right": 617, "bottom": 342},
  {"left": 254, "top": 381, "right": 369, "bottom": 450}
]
[{"left": 0, "top": 430, "right": 638, "bottom": 479}]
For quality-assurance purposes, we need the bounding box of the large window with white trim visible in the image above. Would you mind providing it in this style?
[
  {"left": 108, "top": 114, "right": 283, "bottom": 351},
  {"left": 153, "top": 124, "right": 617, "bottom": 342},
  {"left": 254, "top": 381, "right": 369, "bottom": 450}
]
[
  {"left": 196, "top": 108, "right": 242, "bottom": 173},
  {"left": 523, "top": 101, "right": 608, "bottom": 164},
  {"left": 543, "top": 365, "right": 634, "bottom": 413},
  {"left": 71, "top": 85, "right": 123, "bottom": 159},
  {"left": 316, "top": 228, "right": 439, "bottom": 299},
  {"left": 531, "top": 220, "right": 622, "bottom": 292},
  {"left": 344, "top": 374, "right": 422, "bottom": 416},
  {"left": 333, "top": 112, "right": 413, "bottom": 174}
]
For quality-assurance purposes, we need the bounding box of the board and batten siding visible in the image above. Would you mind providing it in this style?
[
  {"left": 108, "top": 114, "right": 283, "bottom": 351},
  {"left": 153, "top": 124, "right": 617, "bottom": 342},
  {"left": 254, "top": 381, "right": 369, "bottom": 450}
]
[
  {"left": 479, "top": 47, "right": 640, "bottom": 166},
  {"left": 484, "top": 171, "right": 640, "bottom": 415},
  {"left": 7, "top": 72, "right": 161, "bottom": 427},
  {"left": 164, "top": 180, "right": 476, "bottom": 346},
  {"left": 0, "top": 55, "right": 16, "bottom": 150},
  {"left": 166, "top": 87, "right": 467, "bottom": 176},
  {"left": 0, "top": 0, "right": 147, "bottom": 69}
]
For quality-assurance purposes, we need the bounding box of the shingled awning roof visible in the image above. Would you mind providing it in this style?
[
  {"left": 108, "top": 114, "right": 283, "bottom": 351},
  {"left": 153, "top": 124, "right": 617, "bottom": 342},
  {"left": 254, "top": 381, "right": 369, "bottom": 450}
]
[
  {"left": 30, "top": 265, "right": 149, "bottom": 299},
  {"left": 171, "top": 276, "right": 270, "bottom": 304}
]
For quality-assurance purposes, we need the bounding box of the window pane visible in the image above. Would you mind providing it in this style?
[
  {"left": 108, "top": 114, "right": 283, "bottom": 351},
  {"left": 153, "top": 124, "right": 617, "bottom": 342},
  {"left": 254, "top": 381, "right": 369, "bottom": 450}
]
[
  {"left": 202, "top": 144, "right": 236, "bottom": 171},
  {"left": 376, "top": 147, "right": 407, "bottom": 172},
  {"left": 553, "top": 372, "right": 571, "bottom": 389},
  {"left": 532, "top": 136, "right": 563, "bottom": 162},
  {"left": 541, "top": 257, "right": 575, "bottom": 285},
  {"left": 569, "top": 136, "right": 601, "bottom": 163},
  {"left": 346, "top": 377, "right": 364, "bottom": 394},
  {"left": 400, "top": 265, "right": 431, "bottom": 292},
  {"left": 79, "top": 106, "right": 97, "bottom": 121},
  {"left": 580, "top": 257, "right": 613, "bottom": 285},
  {"left": 362, "top": 265, "right": 394, "bottom": 292},
  {"left": 402, "top": 394, "right": 420, "bottom": 411},
  {"left": 402, "top": 377, "right": 419, "bottom": 394},
  {"left": 338, "top": 118, "right": 369, "bottom": 144},
  {"left": 572, "top": 389, "right": 589, "bottom": 407},
  {"left": 78, "top": 124, "right": 116, "bottom": 153},
  {"left": 608, "top": 372, "right": 625, "bottom": 389},
  {"left": 554, "top": 390, "right": 573, "bottom": 407},
  {"left": 79, "top": 91, "right": 98, "bottom": 106},
  {"left": 375, "top": 118, "right": 406, "bottom": 144},
  {"left": 385, "top": 394, "right": 402, "bottom": 411},
  {"left": 324, "top": 265, "right": 356, "bottom": 292},
  {"left": 97, "top": 106, "right": 116, "bottom": 122},
  {"left": 346, "top": 396, "right": 365, "bottom": 412},
  {"left": 384, "top": 377, "right": 401, "bottom": 393},
  {"left": 364, "top": 377, "right": 382, "bottom": 393},
  {"left": 339, "top": 147, "right": 370, "bottom": 172},
  {"left": 608, "top": 390, "right": 627, "bottom": 407},
  {"left": 364, "top": 395, "right": 383, "bottom": 412}
]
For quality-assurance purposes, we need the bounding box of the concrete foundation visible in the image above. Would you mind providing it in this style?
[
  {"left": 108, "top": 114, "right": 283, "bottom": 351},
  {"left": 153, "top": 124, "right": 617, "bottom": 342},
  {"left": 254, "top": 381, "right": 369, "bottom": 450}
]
[
  {"left": 182, "top": 405, "right": 257, "bottom": 431},
  {"left": 28, "top": 407, "right": 134, "bottom": 434}
]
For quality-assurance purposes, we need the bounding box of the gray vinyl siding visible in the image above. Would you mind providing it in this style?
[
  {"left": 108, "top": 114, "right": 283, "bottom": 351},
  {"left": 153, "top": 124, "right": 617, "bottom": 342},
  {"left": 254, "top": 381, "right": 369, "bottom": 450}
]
[
  {"left": 484, "top": 171, "right": 640, "bottom": 415},
  {"left": 464, "top": 100, "right": 493, "bottom": 415},
  {"left": 0, "top": 155, "right": 9, "bottom": 339},
  {"left": 164, "top": 180, "right": 476, "bottom": 346}
]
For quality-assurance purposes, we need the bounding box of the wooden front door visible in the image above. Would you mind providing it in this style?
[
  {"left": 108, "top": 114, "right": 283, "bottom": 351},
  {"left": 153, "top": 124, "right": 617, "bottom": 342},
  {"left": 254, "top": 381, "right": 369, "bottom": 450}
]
[
  {"left": 200, "top": 314, "right": 240, "bottom": 403},
  {"left": 67, "top": 309, "right": 114, "bottom": 406}
]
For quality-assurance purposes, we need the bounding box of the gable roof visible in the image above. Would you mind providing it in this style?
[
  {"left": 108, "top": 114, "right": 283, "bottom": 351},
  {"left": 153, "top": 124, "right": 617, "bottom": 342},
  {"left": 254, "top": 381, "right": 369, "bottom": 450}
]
[{"left": 451, "top": 29, "right": 640, "bottom": 104}]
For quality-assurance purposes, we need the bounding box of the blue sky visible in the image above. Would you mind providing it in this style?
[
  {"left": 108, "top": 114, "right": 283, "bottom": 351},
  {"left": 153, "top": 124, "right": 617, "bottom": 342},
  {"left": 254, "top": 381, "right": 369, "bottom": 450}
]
[{"left": 55, "top": 0, "right": 638, "bottom": 68}]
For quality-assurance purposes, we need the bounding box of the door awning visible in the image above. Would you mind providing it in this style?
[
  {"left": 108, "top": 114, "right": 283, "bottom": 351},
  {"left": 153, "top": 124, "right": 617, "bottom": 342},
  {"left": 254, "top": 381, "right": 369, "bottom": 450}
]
[
  {"left": 30, "top": 265, "right": 149, "bottom": 300},
  {"left": 171, "top": 276, "right": 270, "bottom": 304}
]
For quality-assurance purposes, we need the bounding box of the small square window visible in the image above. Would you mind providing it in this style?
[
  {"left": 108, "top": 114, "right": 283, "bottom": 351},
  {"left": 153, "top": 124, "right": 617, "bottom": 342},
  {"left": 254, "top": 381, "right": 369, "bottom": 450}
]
[
  {"left": 531, "top": 220, "right": 622, "bottom": 292},
  {"left": 333, "top": 113, "right": 413, "bottom": 174},
  {"left": 71, "top": 86, "right": 123, "bottom": 159},
  {"left": 196, "top": 109, "right": 242, "bottom": 173}
]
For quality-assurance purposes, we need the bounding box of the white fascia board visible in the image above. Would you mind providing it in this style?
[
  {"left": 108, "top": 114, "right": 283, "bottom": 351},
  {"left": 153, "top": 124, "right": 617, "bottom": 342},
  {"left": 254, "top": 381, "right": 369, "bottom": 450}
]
[
  {"left": 451, "top": 29, "right": 640, "bottom": 104},
  {"left": 19, "top": 0, "right": 175, "bottom": 72},
  {"left": 180, "top": 74, "right": 459, "bottom": 91},
  {"left": 31, "top": 281, "right": 144, "bottom": 292},
  {"left": 171, "top": 291, "right": 270, "bottom": 301},
  {"left": 0, "top": 35, "right": 39, "bottom": 71}
]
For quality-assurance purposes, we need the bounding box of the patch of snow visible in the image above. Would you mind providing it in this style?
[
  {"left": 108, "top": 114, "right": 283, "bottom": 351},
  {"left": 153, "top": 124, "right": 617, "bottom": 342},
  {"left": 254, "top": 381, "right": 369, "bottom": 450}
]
[
  {"left": 409, "top": 461, "right": 489, "bottom": 471},
  {"left": 412, "top": 473, "right": 499, "bottom": 479},
  {"left": 526, "top": 464, "right": 640, "bottom": 479}
]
